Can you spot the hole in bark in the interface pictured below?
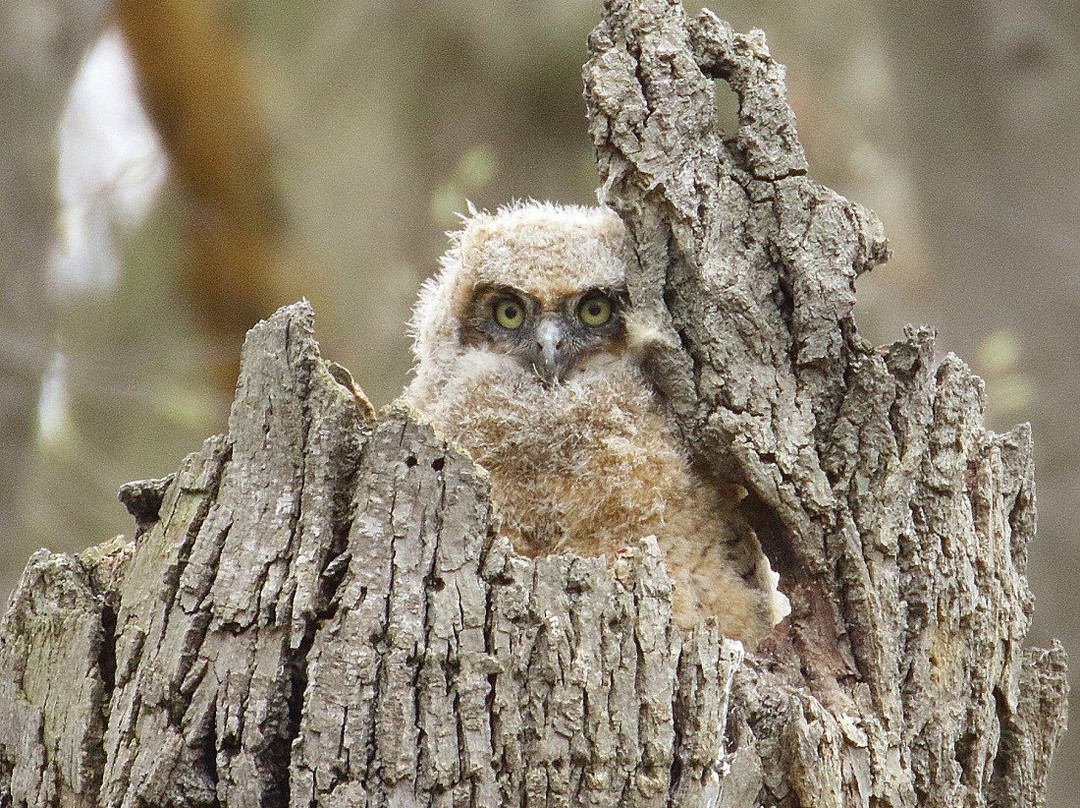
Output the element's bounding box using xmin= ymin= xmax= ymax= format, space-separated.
xmin=405 ymin=455 xmax=418 ymax=467
xmin=738 ymin=491 xmax=798 ymax=579
xmin=564 ymin=577 xmax=590 ymax=595
xmin=431 ymin=457 xmax=445 ymax=471
xmin=954 ymin=727 xmax=980 ymax=787
xmin=218 ymin=718 xmax=241 ymax=753
xmin=713 ymin=79 xmax=741 ymax=136
xmin=426 ymin=573 xmax=446 ymax=591
xmin=486 ymin=570 xmax=515 ymax=587
xmin=99 ymin=603 xmax=117 ymax=693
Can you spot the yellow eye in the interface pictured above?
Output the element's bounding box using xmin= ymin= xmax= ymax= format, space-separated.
xmin=494 ymin=298 xmax=525 ymax=329
xmin=578 ymin=295 xmax=612 ymax=327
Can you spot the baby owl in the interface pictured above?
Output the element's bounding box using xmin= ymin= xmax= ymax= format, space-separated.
xmin=405 ymin=200 xmax=779 ymax=646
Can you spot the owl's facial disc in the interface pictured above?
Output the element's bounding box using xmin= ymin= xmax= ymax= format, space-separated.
xmin=461 ymin=284 xmax=628 ymax=385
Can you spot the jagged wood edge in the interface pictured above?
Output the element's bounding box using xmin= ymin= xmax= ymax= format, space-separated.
xmin=583 ymin=1 xmax=1066 ymax=806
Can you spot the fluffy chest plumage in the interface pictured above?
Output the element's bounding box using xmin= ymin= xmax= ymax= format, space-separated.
xmin=419 ymin=352 xmax=692 ymax=557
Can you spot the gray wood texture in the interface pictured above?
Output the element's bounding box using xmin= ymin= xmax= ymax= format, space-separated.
xmin=0 ymin=1 xmax=1066 ymax=806
xmin=583 ymin=1 xmax=1067 ymax=805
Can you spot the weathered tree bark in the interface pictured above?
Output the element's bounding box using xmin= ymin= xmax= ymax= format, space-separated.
xmin=0 ymin=1 xmax=1066 ymax=807
xmin=582 ymin=2 xmax=1067 ymax=805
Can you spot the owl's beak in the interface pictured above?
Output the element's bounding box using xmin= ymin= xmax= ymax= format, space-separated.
xmin=534 ymin=319 xmax=566 ymax=384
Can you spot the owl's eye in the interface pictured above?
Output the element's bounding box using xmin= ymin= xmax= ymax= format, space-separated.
xmin=493 ymin=298 xmax=525 ymax=329
xmin=578 ymin=294 xmax=612 ymax=327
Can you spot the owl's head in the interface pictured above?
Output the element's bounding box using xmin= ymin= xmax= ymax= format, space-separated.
xmin=409 ymin=201 xmax=646 ymax=390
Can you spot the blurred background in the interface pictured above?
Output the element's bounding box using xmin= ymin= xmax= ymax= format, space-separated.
xmin=1 ymin=0 xmax=1076 ymax=800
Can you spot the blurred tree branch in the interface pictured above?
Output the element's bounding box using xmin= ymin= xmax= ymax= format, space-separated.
xmin=115 ymin=0 xmax=287 ymax=396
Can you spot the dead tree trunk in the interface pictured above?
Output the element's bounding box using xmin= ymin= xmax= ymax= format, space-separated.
xmin=0 ymin=1 xmax=1066 ymax=806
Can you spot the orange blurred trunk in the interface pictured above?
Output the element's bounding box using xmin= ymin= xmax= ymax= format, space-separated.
xmin=115 ymin=0 xmax=284 ymax=395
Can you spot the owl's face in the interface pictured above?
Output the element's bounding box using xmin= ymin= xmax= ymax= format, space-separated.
xmin=408 ymin=201 xmax=651 ymax=400
xmin=458 ymin=282 xmax=629 ymax=384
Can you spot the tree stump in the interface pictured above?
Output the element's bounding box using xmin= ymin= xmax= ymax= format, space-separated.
xmin=0 ymin=1 xmax=1066 ymax=806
